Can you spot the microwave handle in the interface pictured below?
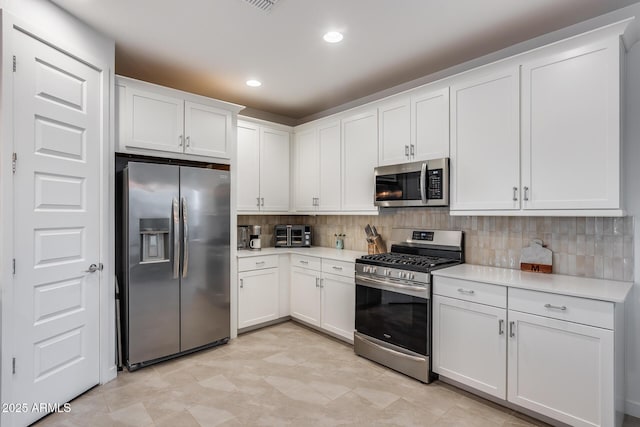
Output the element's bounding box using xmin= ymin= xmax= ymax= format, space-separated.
xmin=420 ymin=162 xmax=428 ymax=204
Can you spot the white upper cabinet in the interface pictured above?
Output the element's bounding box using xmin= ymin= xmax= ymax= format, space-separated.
xmin=117 ymin=76 xmax=240 ymax=161
xmin=293 ymin=120 xmax=341 ymax=212
xmin=237 ymin=119 xmax=290 ymax=213
xmin=450 ymin=65 xmax=521 ymax=211
xmin=521 ymin=37 xmax=621 ymax=211
xmin=341 ymin=109 xmax=378 ymax=211
xmin=378 ymin=97 xmax=411 ymax=165
xmin=411 ymin=86 xmax=450 ymax=161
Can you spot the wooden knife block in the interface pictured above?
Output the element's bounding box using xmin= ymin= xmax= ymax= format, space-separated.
xmin=367 ymin=235 xmax=387 ymax=254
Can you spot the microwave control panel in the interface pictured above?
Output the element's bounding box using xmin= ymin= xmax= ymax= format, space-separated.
xmin=427 ymin=168 xmax=443 ymax=199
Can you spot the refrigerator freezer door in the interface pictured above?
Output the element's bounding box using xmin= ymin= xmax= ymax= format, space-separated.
xmin=179 ymin=167 xmax=231 ymax=351
xmin=125 ymin=162 xmax=181 ymax=365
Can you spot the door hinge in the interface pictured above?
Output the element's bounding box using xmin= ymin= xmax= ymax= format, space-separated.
xmin=12 ymin=258 xmax=15 ymax=275
xmin=12 ymin=55 xmax=16 ymax=72
xmin=12 ymin=357 xmax=16 ymax=374
xmin=12 ymin=152 xmax=17 ymax=173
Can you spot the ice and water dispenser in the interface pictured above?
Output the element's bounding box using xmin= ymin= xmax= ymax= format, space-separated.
xmin=139 ymin=218 xmax=170 ymax=263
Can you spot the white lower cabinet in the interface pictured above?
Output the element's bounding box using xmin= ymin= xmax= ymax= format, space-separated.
xmin=433 ymin=277 xmax=621 ymax=427
xmin=290 ymin=256 xmax=355 ymax=342
xmin=237 ymin=255 xmax=281 ymax=330
xmin=432 ymin=295 xmax=506 ymax=399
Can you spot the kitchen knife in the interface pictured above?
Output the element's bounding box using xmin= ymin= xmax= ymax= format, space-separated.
xmin=371 ymin=225 xmax=379 ymax=237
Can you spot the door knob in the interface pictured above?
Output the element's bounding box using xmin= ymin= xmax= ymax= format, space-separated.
xmin=85 ymin=263 xmax=103 ymax=273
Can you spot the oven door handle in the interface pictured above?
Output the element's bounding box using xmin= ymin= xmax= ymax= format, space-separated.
xmin=420 ymin=162 xmax=428 ymax=204
xmin=356 ymin=274 xmax=429 ymax=297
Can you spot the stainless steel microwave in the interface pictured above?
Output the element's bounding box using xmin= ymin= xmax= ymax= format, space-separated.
xmin=374 ymin=158 xmax=449 ymax=207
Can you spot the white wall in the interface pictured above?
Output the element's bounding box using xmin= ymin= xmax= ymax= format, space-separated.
xmin=624 ymin=37 xmax=640 ymax=418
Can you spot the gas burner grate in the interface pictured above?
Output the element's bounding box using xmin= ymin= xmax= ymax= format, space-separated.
xmin=360 ymin=253 xmax=454 ymax=269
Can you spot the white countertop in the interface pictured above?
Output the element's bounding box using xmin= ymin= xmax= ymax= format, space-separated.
xmin=236 ymin=247 xmax=366 ymax=263
xmin=432 ymin=264 xmax=633 ymax=303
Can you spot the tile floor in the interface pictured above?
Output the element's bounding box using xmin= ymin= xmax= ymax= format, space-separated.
xmin=35 ymin=321 xmax=638 ymax=427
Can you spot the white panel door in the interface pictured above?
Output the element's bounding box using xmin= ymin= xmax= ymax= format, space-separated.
xmin=521 ymin=38 xmax=620 ymax=210
xmin=320 ymin=273 xmax=354 ymax=342
xmin=378 ymin=98 xmax=410 ymax=166
xmin=237 ymin=122 xmax=261 ymax=211
xmin=432 ymin=296 xmax=507 ymax=399
xmin=124 ymin=85 xmax=184 ymax=153
xmin=450 ymin=67 xmax=520 ymax=210
xmin=294 ymin=128 xmax=319 ymax=212
xmin=238 ymin=269 xmax=279 ymax=329
xmin=411 ymin=87 xmax=450 ymax=161
xmin=507 ymin=310 xmax=614 ymax=427
xmin=13 ymin=30 xmax=101 ymax=426
xmin=260 ymin=127 xmax=290 ymax=212
xmin=341 ymin=110 xmax=378 ymax=211
xmin=317 ymin=121 xmax=342 ymax=211
xmin=184 ymin=101 xmax=231 ymax=159
xmin=290 ymin=267 xmax=321 ymax=326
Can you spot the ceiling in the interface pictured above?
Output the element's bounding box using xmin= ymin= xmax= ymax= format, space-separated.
xmin=52 ymin=0 xmax=638 ymax=124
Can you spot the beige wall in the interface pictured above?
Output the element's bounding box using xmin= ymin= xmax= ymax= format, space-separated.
xmin=239 ymin=209 xmax=633 ymax=281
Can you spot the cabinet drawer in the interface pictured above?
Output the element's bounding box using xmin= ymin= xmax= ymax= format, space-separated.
xmin=322 ymin=259 xmax=354 ymax=278
xmin=238 ymin=255 xmax=279 ymax=272
xmin=291 ymin=254 xmax=321 ymax=271
xmin=508 ymin=288 xmax=614 ymax=329
xmin=433 ymin=276 xmax=506 ymax=308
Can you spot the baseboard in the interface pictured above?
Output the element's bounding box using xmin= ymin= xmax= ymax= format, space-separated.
xmin=626 ymin=399 xmax=640 ymax=418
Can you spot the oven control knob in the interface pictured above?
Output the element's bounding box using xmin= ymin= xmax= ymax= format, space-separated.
xmin=385 ymin=269 xmax=391 ymax=276
xmin=371 ymin=267 xmax=377 ymax=274
xmin=409 ymin=273 xmax=415 ymax=280
xmin=399 ymin=272 xmax=405 ymax=279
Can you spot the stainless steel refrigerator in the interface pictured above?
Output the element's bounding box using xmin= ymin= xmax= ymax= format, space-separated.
xmin=121 ymin=161 xmax=230 ymax=370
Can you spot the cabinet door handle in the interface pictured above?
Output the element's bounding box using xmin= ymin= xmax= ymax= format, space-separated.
xmin=261 ymin=197 xmax=264 ymax=207
xmin=498 ymin=319 xmax=505 ymax=335
xmin=320 ymin=278 xmax=324 ymax=288
xmin=315 ymin=277 xmax=319 ymax=288
xmin=509 ymin=321 xmax=516 ymax=338
xmin=179 ymin=134 xmax=183 ymax=147
xmin=185 ymin=136 xmax=191 ymax=148
xmin=240 ymin=278 xmax=244 ymax=289
xmin=512 ymin=187 xmax=518 ymax=201
xmin=457 ymin=288 xmax=475 ymax=295
xmin=410 ymin=144 xmax=415 ymax=156
xmin=405 ymin=145 xmax=409 ymax=157
xmin=256 ymin=197 xmax=260 ymax=207
xmin=544 ymin=303 xmax=567 ymax=311
xmin=524 ymin=186 xmax=530 ymax=201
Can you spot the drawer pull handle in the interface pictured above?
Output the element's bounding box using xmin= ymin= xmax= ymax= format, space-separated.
xmin=509 ymin=321 xmax=516 ymax=338
xmin=332 ymin=266 xmax=343 ymax=271
xmin=544 ymin=303 xmax=567 ymax=311
xmin=300 ymin=260 xmax=309 ymax=265
xmin=255 ymin=261 xmax=265 ymax=265
xmin=498 ymin=319 xmax=505 ymax=335
xmin=457 ymin=288 xmax=475 ymax=295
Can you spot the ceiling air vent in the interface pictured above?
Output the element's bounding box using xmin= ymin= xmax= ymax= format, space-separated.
xmin=242 ymin=0 xmax=279 ymax=13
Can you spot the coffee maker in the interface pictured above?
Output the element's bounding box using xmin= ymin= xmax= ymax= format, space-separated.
xmin=237 ymin=225 xmax=261 ymax=250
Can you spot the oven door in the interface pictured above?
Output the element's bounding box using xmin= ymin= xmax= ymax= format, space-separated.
xmin=355 ymin=276 xmax=429 ymax=356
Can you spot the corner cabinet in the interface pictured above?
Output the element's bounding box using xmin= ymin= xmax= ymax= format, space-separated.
xmin=293 ymin=120 xmax=341 ymax=212
xmin=341 ymin=109 xmax=378 ymax=212
xmin=237 ymin=120 xmax=291 ymax=213
xmin=116 ymin=76 xmax=241 ymax=161
xmin=449 ymin=24 xmax=626 ymax=216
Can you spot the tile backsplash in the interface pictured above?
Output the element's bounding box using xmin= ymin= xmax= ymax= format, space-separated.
xmin=239 ymin=208 xmax=634 ymax=281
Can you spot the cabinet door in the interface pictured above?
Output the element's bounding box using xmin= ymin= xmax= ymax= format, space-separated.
xmin=290 ymin=267 xmax=321 ymax=326
xmin=521 ymin=38 xmax=620 ymax=210
xmin=184 ymin=101 xmax=231 ymax=159
xmin=124 ymin=86 xmax=184 ymax=153
xmin=341 ymin=110 xmax=378 ymax=211
xmin=507 ymin=310 xmax=614 ymax=427
xmin=320 ymin=273 xmax=354 ymax=342
xmin=432 ymin=295 xmax=507 ymax=399
xmin=411 ymin=87 xmax=449 ymax=161
xmin=294 ymin=128 xmax=319 ymax=212
xmin=450 ymin=67 xmax=520 ymax=210
xmin=237 ymin=122 xmax=261 ymax=211
xmin=378 ymin=98 xmax=411 ymax=166
xmin=317 ymin=121 xmax=342 ymax=211
xmin=238 ymin=269 xmax=279 ymax=329
xmin=260 ymin=127 xmax=290 ymax=212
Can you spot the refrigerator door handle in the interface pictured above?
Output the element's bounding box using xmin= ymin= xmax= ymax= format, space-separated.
xmin=182 ymin=197 xmax=189 ymax=278
xmin=172 ymin=198 xmax=180 ymax=279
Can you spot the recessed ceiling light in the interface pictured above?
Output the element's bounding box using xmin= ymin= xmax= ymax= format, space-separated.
xmin=246 ymin=79 xmax=262 ymax=87
xmin=323 ymin=31 xmax=343 ymax=43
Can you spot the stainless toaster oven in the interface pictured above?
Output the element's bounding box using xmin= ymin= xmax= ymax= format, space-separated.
xmin=274 ymin=225 xmax=311 ymax=247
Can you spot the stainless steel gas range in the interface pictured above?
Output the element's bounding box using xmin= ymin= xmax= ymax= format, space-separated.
xmin=354 ymin=229 xmax=464 ymax=383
